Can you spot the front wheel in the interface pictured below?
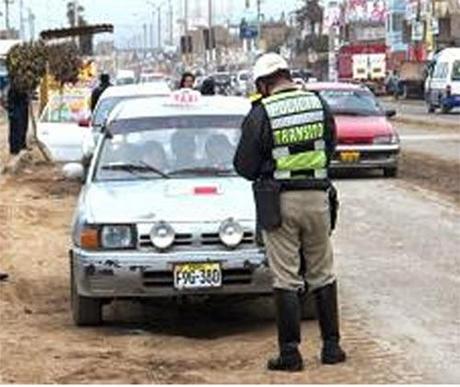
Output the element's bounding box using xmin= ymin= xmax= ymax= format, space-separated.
xmin=441 ymin=104 xmax=452 ymax=114
xmin=71 ymin=265 xmax=103 ymax=326
xmin=383 ymin=167 xmax=398 ymax=178
xmin=427 ymin=104 xmax=435 ymax=113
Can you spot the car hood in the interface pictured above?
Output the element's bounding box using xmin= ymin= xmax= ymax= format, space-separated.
xmin=334 ymin=115 xmax=393 ymax=144
xmin=83 ymin=177 xmax=255 ymax=224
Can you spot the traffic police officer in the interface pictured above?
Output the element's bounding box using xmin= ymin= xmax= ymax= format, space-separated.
xmin=234 ymin=53 xmax=346 ymax=371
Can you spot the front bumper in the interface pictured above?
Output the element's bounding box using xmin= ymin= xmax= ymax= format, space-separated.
xmin=71 ymin=247 xmax=272 ymax=298
xmin=331 ymin=143 xmax=400 ymax=170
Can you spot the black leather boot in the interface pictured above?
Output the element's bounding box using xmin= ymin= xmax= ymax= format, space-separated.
xmin=314 ymin=281 xmax=347 ymax=365
xmin=267 ymin=289 xmax=304 ymax=372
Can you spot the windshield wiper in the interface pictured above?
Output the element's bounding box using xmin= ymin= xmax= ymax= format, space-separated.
xmin=169 ymin=167 xmax=234 ymax=176
xmin=101 ymin=162 xmax=170 ymax=178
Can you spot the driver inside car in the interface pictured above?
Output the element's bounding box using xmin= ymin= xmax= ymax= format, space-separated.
xmin=205 ymin=134 xmax=235 ymax=168
xmin=171 ymin=131 xmax=199 ymax=170
xmin=141 ymin=140 xmax=168 ymax=171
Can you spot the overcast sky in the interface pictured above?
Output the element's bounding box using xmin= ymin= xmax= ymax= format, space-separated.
xmin=4 ymin=0 xmax=303 ymax=46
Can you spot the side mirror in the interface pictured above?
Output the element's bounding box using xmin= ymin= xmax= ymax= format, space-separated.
xmin=62 ymin=163 xmax=84 ymax=181
xmin=78 ymin=117 xmax=91 ymax=127
xmin=385 ymin=109 xmax=396 ymax=118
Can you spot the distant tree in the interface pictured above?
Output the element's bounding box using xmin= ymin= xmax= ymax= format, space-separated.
xmin=296 ymin=0 xmax=324 ymax=36
xmin=66 ymin=2 xmax=85 ymax=28
xmin=47 ymin=42 xmax=82 ymax=89
xmin=6 ymin=41 xmax=48 ymax=94
xmin=46 ymin=42 xmax=82 ymax=121
xmin=66 ymin=2 xmax=93 ymax=56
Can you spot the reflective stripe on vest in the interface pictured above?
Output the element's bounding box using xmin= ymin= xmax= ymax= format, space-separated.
xmin=262 ymin=90 xmax=328 ymax=181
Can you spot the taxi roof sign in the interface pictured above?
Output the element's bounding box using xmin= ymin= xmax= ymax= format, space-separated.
xmin=167 ymin=89 xmax=202 ymax=107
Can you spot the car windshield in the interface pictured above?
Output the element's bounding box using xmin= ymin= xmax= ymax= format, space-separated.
xmin=92 ymin=97 xmax=124 ymax=127
xmin=41 ymin=94 xmax=90 ymax=123
xmin=452 ymin=60 xmax=460 ymax=81
xmin=319 ymin=89 xmax=383 ymax=116
xmin=214 ymin=73 xmax=230 ymax=83
xmin=116 ymin=78 xmax=135 ymax=86
xmin=95 ymin=116 xmax=243 ymax=181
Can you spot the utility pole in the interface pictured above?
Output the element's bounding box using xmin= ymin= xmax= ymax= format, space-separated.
xmin=150 ymin=23 xmax=154 ymax=50
xmin=169 ymin=0 xmax=173 ymax=46
xmin=74 ymin=0 xmax=79 ymax=27
xmin=257 ymin=0 xmax=262 ymax=50
xmin=27 ymin=7 xmax=35 ymax=41
xmin=4 ymin=0 xmax=13 ymax=31
xmin=157 ymin=6 xmax=162 ymax=50
xmin=184 ymin=0 xmax=189 ymax=65
xmin=19 ymin=0 xmax=25 ymax=39
xmin=207 ymin=0 xmax=213 ymax=68
xmin=184 ymin=0 xmax=188 ymax=37
xmin=143 ymin=23 xmax=147 ymax=53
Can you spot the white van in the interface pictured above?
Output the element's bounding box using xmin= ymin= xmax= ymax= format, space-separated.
xmin=425 ymin=47 xmax=460 ymax=113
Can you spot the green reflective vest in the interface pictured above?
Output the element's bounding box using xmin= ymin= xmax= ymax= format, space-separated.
xmin=262 ymin=89 xmax=328 ymax=181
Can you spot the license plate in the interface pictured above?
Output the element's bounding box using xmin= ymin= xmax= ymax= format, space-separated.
xmin=340 ymin=151 xmax=360 ymax=163
xmin=174 ymin=262 xmax=222 ymax=290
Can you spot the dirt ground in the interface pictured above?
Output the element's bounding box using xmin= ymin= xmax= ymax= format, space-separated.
xmin=0 ymin=118 xmax=458 ymax=383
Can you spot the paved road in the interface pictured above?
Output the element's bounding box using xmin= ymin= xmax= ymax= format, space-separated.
xmin=379 ymin=98 xmax=460 ymax=128
xmin=396 ymin=123 xmax=460 ymax=162
xmin=334 ymin=177 xmax=460 ymax=383
xmin=1 ymin=162 xmax=459 ymax=383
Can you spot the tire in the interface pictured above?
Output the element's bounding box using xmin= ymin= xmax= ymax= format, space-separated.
xmin=300 ymin=293 xmax=317 ymax=320
xmin=441 ymin=104 xmax=451 ymax=114
xmin=70 ymin=264 xmax=103 ymax=326
xmin=427 ymin=104 xmax=435 ymax=113
xmin=383 ymin=167 xmax=398 ymax=178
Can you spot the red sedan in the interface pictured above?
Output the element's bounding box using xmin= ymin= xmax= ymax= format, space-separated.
xmin=305 ymin=82 xmax=400 ymax=177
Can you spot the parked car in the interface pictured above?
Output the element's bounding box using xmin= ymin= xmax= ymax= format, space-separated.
xmin=305 ymin=82 xmax=400 ymax=177
xmin=234 ymin=70 xmax=251 ymax=96
xmin=37 ymin=90 xmax=91 ymax=162
xmin=425 ymin=47 xmax=460 ymax=113
xmin=65 ymin=90 xmax=314 ymax=326
xmin=139 ymin=72 xmax=167 ymax=85
xmin=81 ymin=82 xmax=171 ymax=163
xmin=115 ymin=69 xmax=136 ymax=86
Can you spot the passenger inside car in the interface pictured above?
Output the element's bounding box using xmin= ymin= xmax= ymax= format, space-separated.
xmin=171 ymin=131 xmax=198 ymax=169
xmin=141 ymin=140 xmax=168 ymax=170
xmin=205 ymin=134 xmax=235 ymax=168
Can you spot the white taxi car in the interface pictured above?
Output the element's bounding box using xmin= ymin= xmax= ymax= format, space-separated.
xmin=81 ymin=83 xmax=171 ymax=163
xmin=37 ymin=91 xmax=91 ymax=162
xmin=68 ymin=90 xmax=313 ymax=326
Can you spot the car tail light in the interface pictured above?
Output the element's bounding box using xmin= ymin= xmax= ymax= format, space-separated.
xmin=446 ymin=85 xmax=452 ymax=97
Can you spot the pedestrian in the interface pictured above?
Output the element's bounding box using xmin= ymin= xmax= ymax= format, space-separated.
xmin=90 ymin=73 xmax=112 ymax=112
xmin=233 ymin=53 xmax=346 ymax=372
xmin=7 ymin=83 xmax=29 ymax=155
xmin=200 ymin=77 xmax=216 ymax=95
xmin=179 ymin=72 xmax=195 ymax=89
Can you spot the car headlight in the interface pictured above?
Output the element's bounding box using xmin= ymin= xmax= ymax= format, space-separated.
xmin=219 ymin=219 xmax=244 ymax=248
xmin=101 ymin=225 xmax=135 ymax=249
xmin=150 ymin=221 xmax=175 ymax=250
xmin=373 ymin=134 xmax=398 ymax=144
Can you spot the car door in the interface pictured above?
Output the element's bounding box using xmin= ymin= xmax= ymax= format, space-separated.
xmin=37 ymin=95 xmax=90 ymax=162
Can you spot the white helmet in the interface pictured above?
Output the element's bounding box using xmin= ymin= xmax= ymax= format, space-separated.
xmin=253 ymin=53 xmax=289 ymax=82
